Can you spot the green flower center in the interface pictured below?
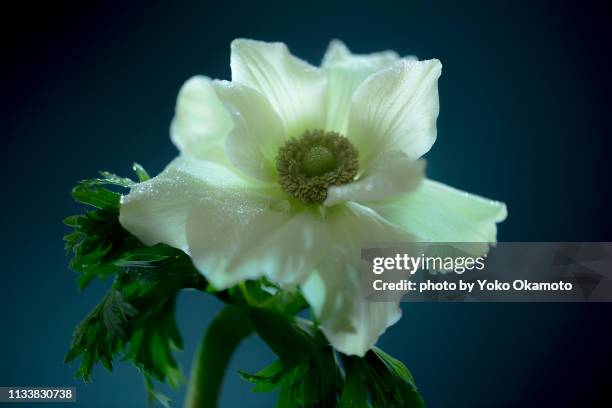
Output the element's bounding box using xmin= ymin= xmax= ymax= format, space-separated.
xmin=302 ymin=146 xmax=336 ymax=177
xmin=276 ymin=129 xmax=359 ymax=204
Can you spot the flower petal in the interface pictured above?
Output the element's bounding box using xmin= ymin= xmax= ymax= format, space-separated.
xmin=213 ymin=80 xmax=284 ymax=181
xmin=119 ymin=156 xmax=250 ymax=252
xmin=313 ymin=279 xmax=402 ymax=357
xmin=170 ymin=76 xmax=233 ymax=161
xmin=348 ymin=59 xmax=442 ymax=165
xmin=230 ymin=39 xmax=327 ymax=137
xmin=324 ymin=151 xmax=425 ymax=207
xmin=322 ymin=39 xmax=403 ymax=69
xmin=372 ymin=179 xmax=507 ymax=244
xmin=301 ymin=203 xmax=410 ymax=356
xmin=322 ymin=40 xmax=410 ymax=134
xmin=186 ymin=202 xmax=329 ymax=290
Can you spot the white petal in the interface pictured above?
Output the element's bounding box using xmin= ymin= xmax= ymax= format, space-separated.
xmin=213 ymin=80 xmax=284 ymax=181
xmin=119 ymin=156 xmax=249 ymax=252
xmin=348 ymin=59 xmax=442 ymax=165
xmin=322 ymin=39 xmax=403 ymax=69
xmin=170 ymin=76 xmax=233 ymax=161
xmin=230 ymin=39 xmax=327 ymax=137
xmin=372 ymin=179 xmax=508 ymax=245
xmin=301 ymin=203 xmax=410 ymax=356
xmin=324 ymin=151 xmax=425 ymax=207
xmin=322 ymin=40 xmax=407 ymax=134
xmin=320 ymin=289 xmax=402 ymax=357
xmin=186 ymin=200 xmax=329 ymax=290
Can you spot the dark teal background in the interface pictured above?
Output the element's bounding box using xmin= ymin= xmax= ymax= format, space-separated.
xmin=2 ymin=0 xmax=611 ymax=407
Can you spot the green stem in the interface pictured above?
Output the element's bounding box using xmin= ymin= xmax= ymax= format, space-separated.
xmin=185 ymin=305 xmax=253 ymax=408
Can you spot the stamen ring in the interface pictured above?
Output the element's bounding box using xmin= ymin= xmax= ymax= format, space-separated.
xmin=276 ymin=129 xmax=359 ymax=204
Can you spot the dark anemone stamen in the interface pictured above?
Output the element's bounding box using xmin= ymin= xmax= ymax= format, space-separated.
xmin=276 ymin=129 xmax=359 ymax=204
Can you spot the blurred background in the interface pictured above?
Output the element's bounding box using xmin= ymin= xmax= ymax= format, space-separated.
xmin=2 ymin=0 xmax=611 ymax=406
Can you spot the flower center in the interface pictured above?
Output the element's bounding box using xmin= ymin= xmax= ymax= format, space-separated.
xmin=276 ymin=129 xmax=359 ymax=204
xmin=302 ymin=146 xmax=336 ymax=177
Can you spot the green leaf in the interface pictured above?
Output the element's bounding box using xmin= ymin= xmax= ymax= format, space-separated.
xmin=72 ymin=182 xmax=120 ymax=209
xmin=97 ymin=171 xmax=135 ymax=188
xmin=125 ymin=297 xmax=184 ymax=388
xmin=65 ymin=261 xmax=199 ymax=394
xmin=64 ymin=170 xmax=203 ymax=292
xmin=371 ymin=347 xmax=415 ymax=384
xmin=65 ymin=173 xmax=141 ymax=288
xmin=69 ymin=165 xmax=145 ymax=209
xmin=102 ymin=290 xmax=138 ymax=340
xmin=133 ymin=162 xmax=150 ymax=182
xmin=338 ymin=357 xmax=369 ymax=408
xmin=143 ymin=371 xmax=172 ymax=408
xmin=65 ymin=168 xmax=207 ymax=405
xmin=65 ymin=289 xmax=129 ymax=380
xmin=241 ymin=348 xmax=342 ymax=408
xmin=301 ymin=348 xmax=342 ymax=407
xmin=238 ymin=360 xmax=285 ymax=393
xmin=249 ymin=307 xmax=321 ymax=365
xmin=341 ymin=348 xmax=424 ymax=408
xmin=243 ymin=308 xmax=343 ymax=407
xmin=64 ymin=207 xmax=141 ymax=289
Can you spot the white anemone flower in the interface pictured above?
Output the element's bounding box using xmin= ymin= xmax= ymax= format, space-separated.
xmin=119 ymin=39 xmax=507 ymax=356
